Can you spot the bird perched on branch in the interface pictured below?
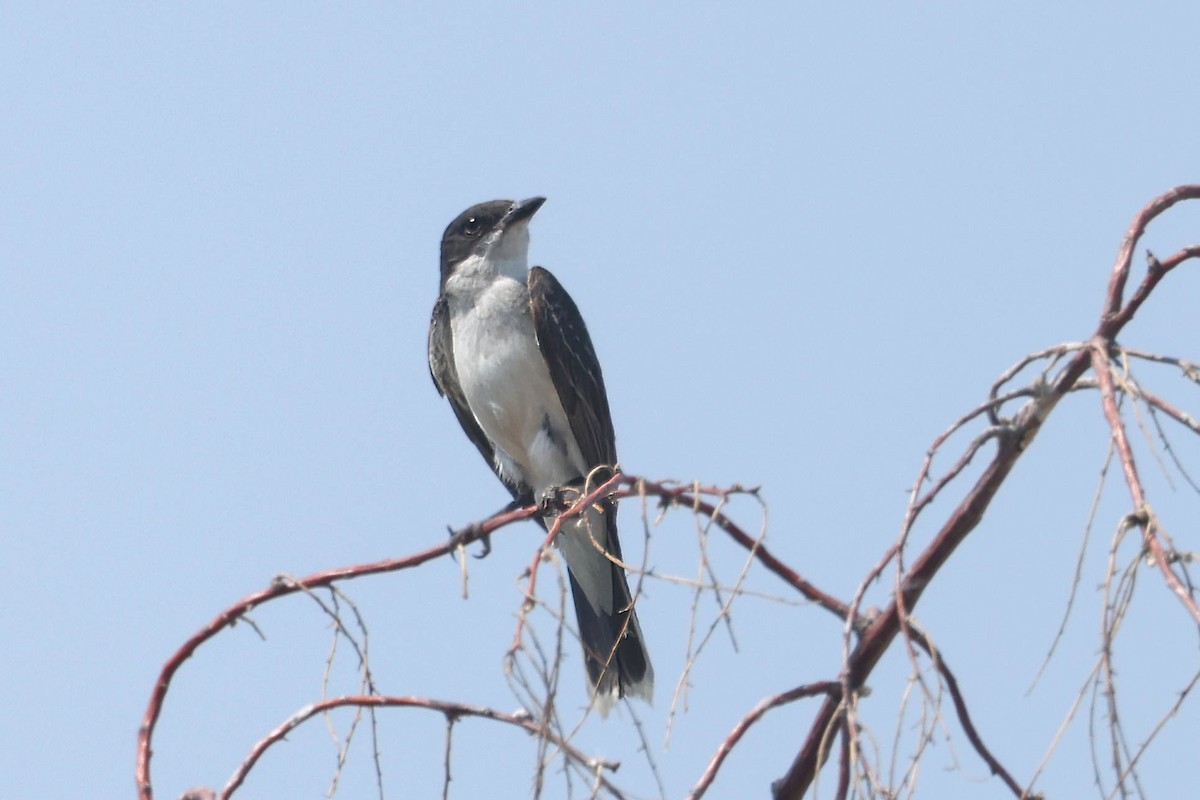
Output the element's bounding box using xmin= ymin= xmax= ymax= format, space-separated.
xmin=428 ymin=197 xmax=653 ymax=714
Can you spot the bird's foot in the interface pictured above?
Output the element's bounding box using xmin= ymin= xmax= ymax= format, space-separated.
xmin=447 ymin=522 xmax=492 ymax=559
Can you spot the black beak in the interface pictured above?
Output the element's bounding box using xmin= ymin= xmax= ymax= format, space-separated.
xmin=499 ymin=196 xmax=546 ymax=228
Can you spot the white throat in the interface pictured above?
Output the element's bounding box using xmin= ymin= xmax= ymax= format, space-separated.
xmin=483 ymin=221 xmax=531 ymax=279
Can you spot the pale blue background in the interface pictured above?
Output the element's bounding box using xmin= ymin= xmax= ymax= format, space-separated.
xmin=3 ymin=4 xmax=1199 ymax=798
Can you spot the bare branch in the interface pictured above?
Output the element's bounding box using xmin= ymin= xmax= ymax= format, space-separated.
xmin=1091 ymin=345 xmax=1200 ymax=623
xmin=218 ymin=695 xmax=626 ymax=800
xmin=774 ymin=184 xmax=1200 ymax=798
xmin=137 ymin=524 xmax=511 ymax=800
xmin=686 ymin=682 xmax=840 ymax=799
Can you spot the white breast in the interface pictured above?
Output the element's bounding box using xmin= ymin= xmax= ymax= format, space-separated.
xmin=446 ymin=266 xmax=586 ymax=493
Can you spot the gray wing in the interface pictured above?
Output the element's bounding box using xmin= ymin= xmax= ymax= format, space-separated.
xmin=428 ymin=295 xmax=529 ymax=502
xmin=528 ymin=267 xmax=652 ymax=706
xmin=527 ymin=266 xmax=617 ymax=470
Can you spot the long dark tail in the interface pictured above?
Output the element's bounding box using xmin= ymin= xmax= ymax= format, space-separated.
xmin=562 ymin=501 xmax=653 ymax=715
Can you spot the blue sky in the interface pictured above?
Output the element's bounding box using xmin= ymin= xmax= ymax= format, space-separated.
xmin=3 ymin=4 xmax=1199 ymax=798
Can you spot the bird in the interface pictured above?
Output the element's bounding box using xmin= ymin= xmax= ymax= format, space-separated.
xmin=428 ymin=196 xmax=652 ymax=714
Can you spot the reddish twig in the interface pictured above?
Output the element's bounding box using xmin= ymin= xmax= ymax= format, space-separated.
xmin=626 ymin=478 xmax=852 ymax=622
xmin=687 ymin=682 xmax=840 ymax=799
xmin=508 ymin=471 xmax=622 ymax=661
xmin=1101 ymin=186 xmax=1200 ymax=323
xmin=217 ymin=695 xmax=623 ymax=799
xmin=907 ymin=630 xmax=1024 ymax=797
xmin=1091 ymin=346 xmax=1200 ymax=623
xmin=141 ymin=473 xmax=774 ymax=799
xmin=773 ymin=185 xmax=1200 ymax=799
xmin=136 ymin=509 xmax=525 ymax=800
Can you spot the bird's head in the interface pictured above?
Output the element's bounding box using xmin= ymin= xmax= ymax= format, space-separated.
xmin=439 ymin=196 xmax=546 ymax=285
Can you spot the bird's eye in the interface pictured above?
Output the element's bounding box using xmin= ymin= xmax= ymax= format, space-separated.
xmin=464 ymin=217 xmax=481 ymax=236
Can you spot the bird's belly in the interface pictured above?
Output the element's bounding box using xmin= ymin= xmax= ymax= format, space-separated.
xmin=452 ymin=299 xmax=582 ymax=490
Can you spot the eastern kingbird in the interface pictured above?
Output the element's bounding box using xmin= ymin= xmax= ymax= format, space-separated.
xmin=428 ymin=197 xmax=652 ymax=714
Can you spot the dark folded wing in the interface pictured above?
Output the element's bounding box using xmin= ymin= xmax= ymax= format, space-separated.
xmin=529 ymin=267 xmax=651 ymax=704
xmin=526 ymin=266 xmax=617 ymax=470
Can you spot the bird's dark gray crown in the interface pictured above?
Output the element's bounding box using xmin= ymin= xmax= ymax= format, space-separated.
xmin=439 ymin=199 xmax=514 ymax=283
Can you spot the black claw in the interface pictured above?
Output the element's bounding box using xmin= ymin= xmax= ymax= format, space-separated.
xmin=446 ymin=524 xmax=464 ymax=563
xmin=447 ymin=520 xmax=495 ymax=560
xmin=473 ymin=534 xmax=492 ymax=559
xmin=447 ymin=494 xmax=536 ymax=561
